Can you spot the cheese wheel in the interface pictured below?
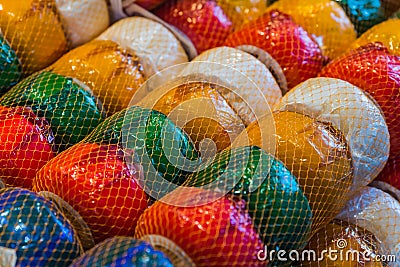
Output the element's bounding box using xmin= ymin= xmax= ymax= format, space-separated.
xmin=351 ymin=18 xmax=400 ymax=56
xmin=97 ymin=17 xmax=188 ymax=74
xmin=240 ymin=111 xmax=353 ymax=234
xmin=69 ymin=237 xmax=174 ymax=266
xmin=276 ymin=77 xmax=389 ymax=194
xmin=180 ymin=46 xmax=282 ymax=108
xmin=0 ymin=0 xmax=67 ymax=74
xmin=336 ymin=186 xmax=400 ymax=261
xmin=55 ymin=0 xmax=110 ymax=47
xmin=0 ymin=188 xmax=82 ymax=266
xmin=267 ymin=0 xmax=356 ymax=59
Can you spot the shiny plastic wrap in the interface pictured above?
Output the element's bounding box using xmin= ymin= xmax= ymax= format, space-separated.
xmin=225 ymin=9 xmax=327 ymax=89
xmin=301 ymin=219 xmax=389 ymax=266
xmin=143 ymin=80 xmax=250 ymax=153
xmin=135 ymin=62 xmax=275 ymax=157
xmin=266 ymin=0 xmax=356 ymax=60
xmin=0 ymin=106 xmax=54 ymax=189
xmin=180 ymin=46 xmax=284 ymax=108
xmin=0 ymin=0 xmax=67 ymax=74
xmin=70 ymin=236 xmax=174 ymax=267
xmin=38 ymin=191 xmax=95 ymax=251
xmin=33 ymin=142 xmax=149 ymax=244
xmin=153 ymin=0 xmax=234 ymax=53
xmin=33 ymin=105 xmax=199 ymax=242
xmin=216 ymin=0 xmax=267 ymax=28
xmin=0 ymin=0 xmax=109 ymax=75
xmin=237 ymin=111 xmax=353 ymax=234
xmin=48 ymin=40 xmax=146 ymax=115
xmin=351 ymin=18 xmax=400 ymax=56
xmin=376 ymin=154 xmax=400 ymax=191
xmin=0 ymin=188 xmax=83 ymax=267
xmin=0 ymin=33 xmax=22 ymax=94
xmin=336 ymin=186 xmax=400 ymax=261
xmin=371 ymin=180 xmax=400 ymax=203
xmin=319 ymin=42 xmax=400 ymax=158
xmin=54 ymin=0 xmax=109 ymax=48
xmin=81 ymin=105 xmax=199 ymax=187
xmin=0 ymin=71 xmax=105 ymax=152
xmin=183 ymin=146 xmax=312 ymax=266
xmin=275 ymin=77 xmax=390 ymax=194
xmin=333 ymin=0 xmax=400 ymax=35
xmin=97 ymin=17 xmax=188 ymax=74
xmin=135 ymin=187 xmax=266 ymax=267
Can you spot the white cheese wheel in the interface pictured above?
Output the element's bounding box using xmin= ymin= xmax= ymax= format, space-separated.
xmin=97 ymin=16 xmax=188 ymax=75
xmin=336 ymin=186 xmax=400 ymax=261
xmin=275 ymin=77 xmax=390 ymax=193
xmin=55 ymin=0 xmax=110 ymax=47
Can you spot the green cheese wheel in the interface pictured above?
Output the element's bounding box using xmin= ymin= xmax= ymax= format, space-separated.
xmin=184 ymin=146 xmax=312 ymax=261
xmin=0 ymin=71 xmax=105 ymax=152
xmin=0 ymin=33 xmax=21 ymax=94
xmin=83 ymin=105 xmax=200 ymax=198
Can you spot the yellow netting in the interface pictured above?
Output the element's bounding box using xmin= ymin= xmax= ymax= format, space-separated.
xmin=0 ymin=187 xmax=83 ymax=266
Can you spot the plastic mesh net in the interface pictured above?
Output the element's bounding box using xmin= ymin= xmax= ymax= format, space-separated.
xmin=153 ymin=0 xmax=234 ymax=53
xmin=265 ymin=0 xmax=357 ymax=60
xmin=319 ymin=42 xmax=400 ymax=158
xmin=331 ymin=0 xmax=400 ymax=36
xmin=69 ymin=236 xmax=175 ymax=266
xmin=0 ymin=0 xmax=109 ymax=76
xmin=300 ymin=219 xmax=390 ymax=266
xmin=0 ymin=187 xmax=83 ymax=267
xmin=1 ymin=1 xmax=400 ymax=266
xmin=224 ymin=9 xmax=327 ymax=89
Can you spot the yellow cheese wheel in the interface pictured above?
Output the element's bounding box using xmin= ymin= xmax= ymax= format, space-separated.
xmin=0 ymin=0 xmax=68 ymax=74
xmin=267 ymin=0 xmax=356 ymax=59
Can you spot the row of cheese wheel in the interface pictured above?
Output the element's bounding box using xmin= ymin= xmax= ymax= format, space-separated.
xmin=0 ymin=28 xmax=399 ymax=265
xmin=3 ymin=0 xmax=400 ymax=93
xmin=0 ymin=106 xmax=399 ymax=266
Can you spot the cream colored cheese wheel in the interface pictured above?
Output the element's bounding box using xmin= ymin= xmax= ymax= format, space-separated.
xmin=275 ymin=77 xmax=390 ymax=194
xmin=180 ymin=47 xmax=282 ymax=120
xmin=336 ymin=186 xmax=400 ymax=260
xmin=55 ymin=0 xmax=109 ymax=48
xmin=97 ymin=17 xmax=189 ymax=74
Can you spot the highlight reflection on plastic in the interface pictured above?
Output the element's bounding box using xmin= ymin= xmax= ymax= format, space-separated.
xmin=0 ymin=188 xmax=82 ymax=267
